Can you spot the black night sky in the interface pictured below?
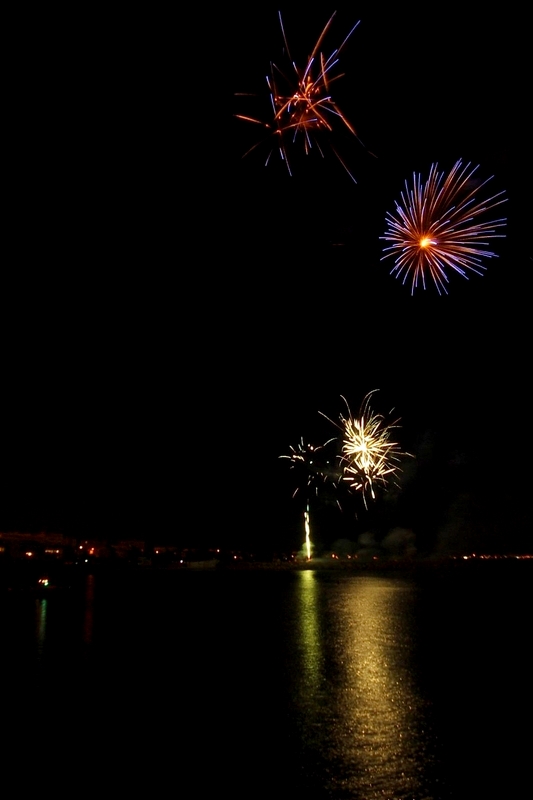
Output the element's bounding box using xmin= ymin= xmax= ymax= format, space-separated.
xmin=3 ymin=8 xmax=530 ymax=554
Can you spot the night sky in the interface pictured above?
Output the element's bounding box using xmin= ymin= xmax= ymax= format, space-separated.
xmin=3 ymin=8 xmax=530 ymax=553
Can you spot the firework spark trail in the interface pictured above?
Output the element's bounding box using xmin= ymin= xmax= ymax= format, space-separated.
xmin=320 ymin=391 xmax=409 ymax=510
xmin=380 ymin=160 xmax=507 ymax=295
xmin=235 ymin=11 xmax=366 ymax=182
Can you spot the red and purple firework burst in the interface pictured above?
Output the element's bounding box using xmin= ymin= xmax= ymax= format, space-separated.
xmin=380 ymin=160 xmax=507 ymax=295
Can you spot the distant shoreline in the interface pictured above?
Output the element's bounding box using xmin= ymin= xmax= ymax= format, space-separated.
xmin=154 ymin=555 xmax=533 ymax=578
xmin=1 ymin=554 xmax=531 ymax=592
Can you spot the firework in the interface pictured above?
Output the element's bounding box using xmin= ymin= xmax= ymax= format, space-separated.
xmin=320 ymin=391 xmax=409 ymax=509
xmin=279 ymin=437 xmax=336 ymax=499
xmin=235 ymin=11 xmax=365 ymax=183
xmin=380 ymin=160 xmax=507 ymax=295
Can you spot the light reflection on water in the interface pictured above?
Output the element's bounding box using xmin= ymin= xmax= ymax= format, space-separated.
xmin=292 ymin=571 xmax=438 ymax=799
xmin=296 ymin=570 xmax=322 ymax=697
xmin=35 ymin=597 xmax=47 ymax=659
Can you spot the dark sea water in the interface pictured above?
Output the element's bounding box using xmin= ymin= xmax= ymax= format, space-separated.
xmin=2 ymin=561 xmax=531 ymax=797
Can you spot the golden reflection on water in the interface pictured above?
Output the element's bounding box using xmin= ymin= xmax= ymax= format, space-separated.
xmin=295 ymin=572 xmax=435 ymax=799
xmin=35 ymin=598 xmax=47 ymax=659
xmin=296 ymin=570 xmax=323 ymax=697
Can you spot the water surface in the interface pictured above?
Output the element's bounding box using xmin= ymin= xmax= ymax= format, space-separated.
xmin=1 ymin=562 xmax=531 ymax=797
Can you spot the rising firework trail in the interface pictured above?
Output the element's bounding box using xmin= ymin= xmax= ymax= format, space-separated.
xmin=235 ymin=11 xmax=369 ymax=183
xmin=304 ymin=501 xmax=311 ymax=560
xmin=320 ymin=391 xmax=410 ymax=510
xmin=380 ymin=159 xmax=507 ymax=295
